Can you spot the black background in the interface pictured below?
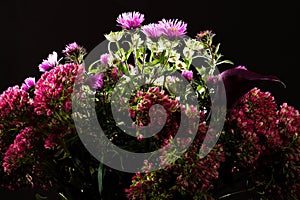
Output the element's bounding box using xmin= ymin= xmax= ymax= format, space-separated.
xmin=0 ymin=0 xmax=299 ymax=199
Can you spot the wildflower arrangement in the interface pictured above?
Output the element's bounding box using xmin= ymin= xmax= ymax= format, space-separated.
xmin=0 ymin=11 xmax=299 ymax=200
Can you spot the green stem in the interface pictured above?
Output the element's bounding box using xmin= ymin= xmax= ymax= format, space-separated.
xmin=218 ymin=186 xmax=256 ymax=199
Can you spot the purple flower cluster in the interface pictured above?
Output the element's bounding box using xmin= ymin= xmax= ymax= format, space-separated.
xmin=34 ymin=63 xmax=84 ymax=116
xmin=141 ymin=19 xmax=187 ymax=39
xmin=116 ymin=11 xmax=187 ymax=39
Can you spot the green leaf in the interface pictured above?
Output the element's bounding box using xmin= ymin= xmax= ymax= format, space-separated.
xmin=214 ymin=43 xmax=220 ymax=54
xmin=98 ymin=163 xmax=104 ymax=196
xmin=217 ymin=60 xmax=234 ymax=65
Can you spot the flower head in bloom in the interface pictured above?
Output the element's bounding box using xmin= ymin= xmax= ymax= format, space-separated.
xmin=21 ymin=77 xmax=35 ymax=91
xmin=116 ymin=11 xmax=145 ymax=29
xmin=100 ymin=53 xmax=111 ymax=65
xmin=62 ymin=42 xmax=80 ymax=54
xmin=181 ymin=70 xmax=193 ymax=80
xmin=2 ymin=127 xmax=35 ymax=175
xmin=196 ymin=30 xmax=213 ymax=41
xmin=0 ymin=86 xmax=33 ymax=130
xmin=141 ymin=23 xmax=163 ymax=39
xmin=87 ymin=73 xmax=103 ymax=89
xmin=34 ymin=63 xmax=84 ymax=116
xmin=38 ymin=51 xmax=58 ymax=72
xmin=62 ymin=42 xmax=86 ymax=64
xmin=159 ymin=19 xmax=187 ymax=38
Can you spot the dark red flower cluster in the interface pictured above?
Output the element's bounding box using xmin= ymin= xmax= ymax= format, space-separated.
xmin=34 ymin=63 xmax=84 ymax=117
xmin=126 ymin=108 xmax=225 ymax=199
xmin=128 ymin=86 xmax=180 ymax=141
xmin=222 ymin=87 xmax=300 ymax=199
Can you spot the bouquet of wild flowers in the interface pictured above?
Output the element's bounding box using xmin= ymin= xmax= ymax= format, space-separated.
xmin=0 ymin=11 xmax=299 ymax=200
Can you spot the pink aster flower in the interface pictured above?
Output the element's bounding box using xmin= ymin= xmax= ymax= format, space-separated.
xmin=100 ymin=53 xmax=110 ymax=65
xmin=87 ymin=73 xmax=104 ymax=89
xmin=116 ymin=11 xmax=145 ymax=29
xmin=38 ymin=51 xmax=58 ymax=72
xmin=181 ymin=70 xmax=193 ymax=80
xmin=159 ymin=19 xmax=187 ymax=38
xmin=141 ymin=23 xmax=163 ymax=39
xmin=21 ymin=77 xmax=35 ymax=91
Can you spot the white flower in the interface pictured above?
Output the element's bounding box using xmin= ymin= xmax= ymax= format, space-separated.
xmin=157 ymin=37 xmax=179 ymax=52
xmin=184 ymin=38 xmax=203 ymax=51
xmin=146 ymin=38 xmax=157 ymax=51
xmin=132 ymin=33 xmax=144 ymax=48
xmin=105 ymin=31 xmax=124 ymax=42
xmin=175 ymin=60 xmax=187 ymax=70
xmin=167 ymin=50 xmax=180 ymax=63
xmin=183 ymin=47 xmax=194 ymax=58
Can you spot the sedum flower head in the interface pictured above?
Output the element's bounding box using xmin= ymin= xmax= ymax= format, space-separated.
xmin=2 ymin=127 xmax=36 ymax=175
xmin=116 ymin=11 xmax=145 ymax=29
xmin=0 ymin=86 xmax=33 ymax=130
xmin=34 ymin=63 xmax=84 ymax=117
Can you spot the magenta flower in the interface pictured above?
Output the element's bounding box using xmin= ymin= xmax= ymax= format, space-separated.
xmin=2 ymin=127 xmax=35 ymax=175
xmin=141 ymin=23 xmax=163 ymax=39
xmin=21 ymin=77 xmax=35 ymax=91
xmin=181 ymin=70 xmax=193 ymax=80
xmin=100 ymin=53 xmax=110 ymax=65
xmin=116 ymin=11 xmax=145 ymax=29
xmin=34 ymin=63 xmax=84 ymax=116
xmin=159 ymin=19 xmax=187 ymax=38
xmin=111 ymin=67 xmax=123 ymax=81
xmin=62 ymin=42 xmax=81 ymax=54
xmin=0 ymin=86 xmax=33 ymax=129
xmin=87 ymin=73 xmax=103 ymax=89
xmin=38 ymin=51 xmax=58 ymax=72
